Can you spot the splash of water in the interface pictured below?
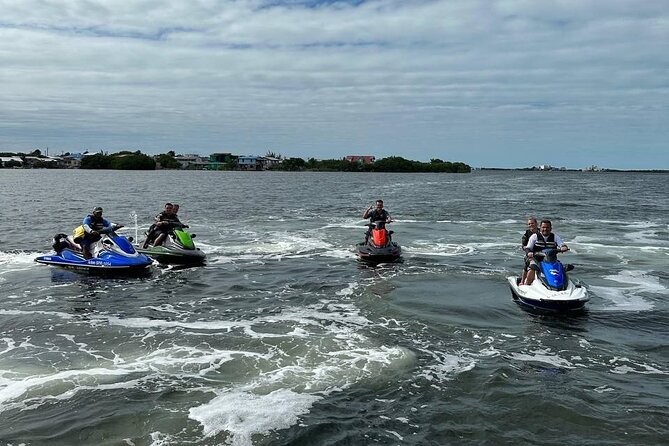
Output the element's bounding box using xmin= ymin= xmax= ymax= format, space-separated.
xmin=129 ymin=211 xmax=138 ymax=242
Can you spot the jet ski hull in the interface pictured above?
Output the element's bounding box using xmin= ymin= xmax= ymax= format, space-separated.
xmin=356 ymin=242 xmax=402 ymax=264
xmin=35 ymin=249 xmax=152 ymax=275
xmin=507 ymin=276 xmax=589 ymax=312
xmin=136 ymin=246 xmax=206 ymax=265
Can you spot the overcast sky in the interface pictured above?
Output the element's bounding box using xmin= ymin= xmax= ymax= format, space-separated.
xmin=1 ymin=0 xmax=667 ymax=168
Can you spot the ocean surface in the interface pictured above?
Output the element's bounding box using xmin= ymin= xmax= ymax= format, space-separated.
xmin=0 ymin=169 xmax=667 ymax=446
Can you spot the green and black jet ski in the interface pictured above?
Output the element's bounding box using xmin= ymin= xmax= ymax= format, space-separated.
xmin=136 ymin=223 xmax=206 ymax=265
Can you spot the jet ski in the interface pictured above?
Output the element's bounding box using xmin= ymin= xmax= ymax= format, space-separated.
xmin=507 ymin=248 xmax=589 ymax=312
xmin=356 ymin=220 xmax=402 ymax=263
xmin=136 ymin=222 xmax=206 ymax=265
xmin=35 ymin=225 xmax=153 ymax=274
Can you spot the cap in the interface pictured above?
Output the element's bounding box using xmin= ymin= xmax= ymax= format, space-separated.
xmin=93 ymin=206 xmax=103 ymax=214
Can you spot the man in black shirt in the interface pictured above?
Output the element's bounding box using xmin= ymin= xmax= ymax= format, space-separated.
xmin=362 ymin=199 xmax=392 ymax=243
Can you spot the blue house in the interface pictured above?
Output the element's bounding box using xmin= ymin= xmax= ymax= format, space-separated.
xmin=237 ymin=155 xmax=262 ymax=171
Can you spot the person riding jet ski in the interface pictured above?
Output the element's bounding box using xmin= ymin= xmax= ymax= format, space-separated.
xmin=137 ymin=203 xmax=205 ymax=265
xmin=362 ymin=199 xmax=392 ymax=243
xmin=356 ymin=199 xmax=401 ymax=263
xmin=524 ymin=219 xmax=569 ymax=285
xmin=37 ymin=209 xmax=152 ymax=273
xmin=81 ymin=206 xmax=116 ymax=259
xmin=142 ymin=202 xmax=182 ymax=248
xmin=507 ymin=219 xmax=587 ymax=312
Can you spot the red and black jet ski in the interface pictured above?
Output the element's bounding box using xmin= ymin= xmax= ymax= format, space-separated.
xmin=355 ymin=220 xmax=402 ymax=263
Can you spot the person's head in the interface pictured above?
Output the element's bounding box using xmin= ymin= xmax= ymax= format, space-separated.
xmin=527 ymin=216 xmax=538 ymax=231
xmin=540 ymin=219 xmax=552 ymax=236
xmin=92 ymin=206 xmax=103 ymax=219
xmin=173 ymin=204 xmax=179 ymax=214
xmin=164 ymin=202 xmax=174 ymax=213
xmin=375 ymin=199 xmax=384 ymax=210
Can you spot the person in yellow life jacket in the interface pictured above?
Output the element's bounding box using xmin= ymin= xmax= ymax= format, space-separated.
xmin=70 ymin=225 xmax=85 ymax=250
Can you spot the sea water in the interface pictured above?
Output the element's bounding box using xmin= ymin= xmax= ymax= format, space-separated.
xmin=0 ymin=169 xmax=667 ymax=445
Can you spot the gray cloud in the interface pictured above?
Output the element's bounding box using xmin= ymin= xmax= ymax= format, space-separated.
xmin=0 ymin=0 xmax=667 ymax=168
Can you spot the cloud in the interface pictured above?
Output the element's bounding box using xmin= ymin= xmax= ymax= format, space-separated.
xmin=0 ymin=0 xmax=667 ymax=168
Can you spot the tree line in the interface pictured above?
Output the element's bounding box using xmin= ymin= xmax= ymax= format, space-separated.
xmin=2 ymin=150 xmax=471 ymax=173
xmin=272 ymin=156 xmax=471 ymax=173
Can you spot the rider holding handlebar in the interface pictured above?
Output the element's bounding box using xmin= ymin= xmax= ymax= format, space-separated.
xmin=523 ymin=219 xmax=569 ymax=285
xmin=363 ymin=199 xmax=392 ymax=243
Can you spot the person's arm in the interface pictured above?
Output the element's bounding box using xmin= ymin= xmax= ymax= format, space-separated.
xmin=555 ymin=234 xmax=569 ymax=252
xmin=385 ymin=211 xmax=392 ymax=223
xmin=82 ymin=216 xmax=94 ymax=234
xmin=525 ymin=234 xmax=538 ymax=257
xmin=362 ymin=205 xmax=372 ymax=219
xmin=100 ymin=218 xmax=114 ymax=233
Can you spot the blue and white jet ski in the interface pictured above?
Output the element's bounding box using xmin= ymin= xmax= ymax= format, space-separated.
xmin=507 ymin=248 xmax=589 ymax=312
xmin=35 ymin=226 xmax=152 ymax=274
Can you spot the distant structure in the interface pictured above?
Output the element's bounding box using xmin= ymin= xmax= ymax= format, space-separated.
xmin=60 ymin=153 xmax=83 ymax=168
xmin=262 ymin=156 xmax=282 ymax=169
xmin=345 ymin=155 xmax=376 ymax=164
xmin=208 ymin=152 xmax=238 ymax=170
xmin=0 ymin=156 xmax=23 ymax=167
xmin=237 ymin=155 xmax=262 ymax=171
xmin=174 ymin=154 xmax=209 ymax=169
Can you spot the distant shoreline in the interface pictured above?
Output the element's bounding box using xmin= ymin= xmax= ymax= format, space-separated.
xmin=478 ymin=168 xmax=669 ymax=173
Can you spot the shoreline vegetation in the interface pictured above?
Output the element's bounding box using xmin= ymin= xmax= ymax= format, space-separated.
xmin=2 ymin=150 xmax=666 ymax=173
xmin=1 ymin=149 xmax=472 ymax=173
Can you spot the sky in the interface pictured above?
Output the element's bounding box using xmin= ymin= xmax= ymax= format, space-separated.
xmin=0 ymin=0 xmax=667 ymax=169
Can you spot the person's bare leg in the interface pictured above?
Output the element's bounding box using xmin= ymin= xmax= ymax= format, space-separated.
xmin=525 ymin=269 xmax=536 ymax=285
xmin=154 ymin=233 xmax=167 ymax=247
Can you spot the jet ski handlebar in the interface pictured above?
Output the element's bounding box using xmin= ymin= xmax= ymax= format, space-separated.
xmin=534 ymin=248 xmax=568 ymax=262
xmin=367 ymin=220 xmax=391 ymax=228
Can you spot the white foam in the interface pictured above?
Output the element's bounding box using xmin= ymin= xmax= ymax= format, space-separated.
xmin=221 ymin=231 xmax=334 ymax=260
xmin=593 ymin=385 xmax=615 ymax=393
xmin=0 ymin=337 xmax=17 ymax=355
xmin=589 ymin=270 xmax=664 ymax=311
xmin=189 ymin=389 xmax=320 ymax=445
xmin=0 ymin=250 xmax=39 ymax=274
xmin=507 ymin=349 xmax=574 ymax=369
xmin=589 ymin=286 xmax=654 ymax=311
xmin=407 ymin=242 xmax=475 ymax=257
xmin=610 ymin=357 xmax=668 ymax=375
xmin=0 ymin=309 xmax=75 ymax=320
xmin=417 ymin=349 xmax=477 ymax=384
xmin=0 ymin=367 xmax=132 ymax=406
xmin=335 ymin=282 xmax=359 ymax=297
xmin=386 ymin=430 xmax=403 ymax=440
xmin=623 ymin=230 xmax=665 ymax=244
xmin=604 ymin=270 xmax=666 ymax=293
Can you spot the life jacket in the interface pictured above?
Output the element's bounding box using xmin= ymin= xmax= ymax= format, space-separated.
xmin=87 ymin=215 xmax=106 ymax=231
xmin=521 ymin=229 xmax=538 ymax=247
xmin=72 ymin=225 xmax=85 ymax=241
xmin=533 ymin=233 xmax=557 ymax=252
